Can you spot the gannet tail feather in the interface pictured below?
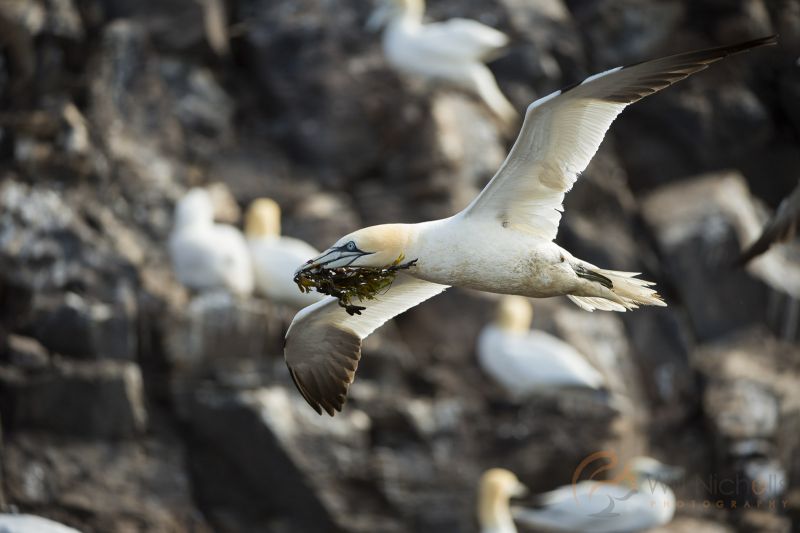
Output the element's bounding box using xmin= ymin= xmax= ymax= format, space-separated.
xmin=567 ymin=295 xmax=628 ymax=312
xmin=569 ymin=269 xmax=666 ymax=312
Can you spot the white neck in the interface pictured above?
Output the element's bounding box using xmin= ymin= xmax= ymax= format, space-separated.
xmin=479 ymin=499 xmax=517 ymax=533
xmin=397 ymin=0 xmax=424 ymax=24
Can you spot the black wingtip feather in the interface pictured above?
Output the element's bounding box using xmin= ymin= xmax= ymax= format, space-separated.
xmin=288 ymin=365 xmax=323 ymax=415
xmin=623 ymin=34 xmax=778 ymax=71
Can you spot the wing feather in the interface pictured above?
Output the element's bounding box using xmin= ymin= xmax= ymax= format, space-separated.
xmin=463 ymin=35 xmax=777 ymax=241
xmin=284 ymin=274 xmax=448 ymax=415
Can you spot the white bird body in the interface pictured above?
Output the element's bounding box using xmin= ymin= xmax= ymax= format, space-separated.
xmin=249 ymin=236 xmax=324 ymax=306
xmin=477 ymin=326 xmax=604 ymax=396
xmin=245 ymin=198 xmax=324 ymax=307
xmin=476 ymin=295 xmax=605 ymax=396
xmin=374 ymin=0 xmax=517 ymax=125
xmin=169 ymin=188 xmax=254 ymax=296
xmin=284 ymin=36 xmax=777 ymax=415
xmin=403 ymin=216 xmax=643 ymax=309
xmin=513 ymin=479 xmax=676 ymax=533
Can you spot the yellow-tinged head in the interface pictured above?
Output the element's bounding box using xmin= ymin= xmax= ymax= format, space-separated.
xmin=298 ymin=224 xmax=412 ymax=272
xmin=495 ymin=296 xmax=533 ymax=333
xmin=245 ymin=198 xmax=282 ymax=238
xmin=367 ymin=0 xmax=424 ymax=30
xmin=478 ymin=468 xmax=528 ymax=531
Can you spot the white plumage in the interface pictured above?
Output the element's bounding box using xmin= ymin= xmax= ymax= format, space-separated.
xmin=245 ymin=198 xmax=324 ymax=307
xmin=285 ymin=36 xmax=777 ymax=415
xmin=168 ymin=188 xmax=254 ymax=296
xmin=0 ymin=514 xmax=82 ymax=533
xmin=477 ymin=296 xmax=605 ymax=397
xmin=369 ymin=0 xmax=517 ymax=125
xmin=512 ymin=457 xmax=679 ymax=533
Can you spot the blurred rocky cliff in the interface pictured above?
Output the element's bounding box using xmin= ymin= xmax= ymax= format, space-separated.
xmin=0 ymin=0 xmax=799 ymax=531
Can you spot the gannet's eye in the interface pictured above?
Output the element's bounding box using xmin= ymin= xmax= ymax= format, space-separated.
xmin=345 ymin=241 xmax=357 ymax=252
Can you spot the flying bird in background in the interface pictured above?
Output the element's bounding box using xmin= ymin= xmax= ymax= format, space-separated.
xmin=286 ymin=36 xmax=778 ymax=416
xmin=737 ymin=180 xmax=800 ymax=265
xmin=367 ymin=0 xmax=518 ymax=126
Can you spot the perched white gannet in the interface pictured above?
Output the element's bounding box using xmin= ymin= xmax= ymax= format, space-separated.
xmin=737 ymin=180 xmax=800 ymax=265
xmin=368 ymin=0 xmax=517 ymax=125
xmin=245 ymin=198 xmax=324 ymax=307
xmin=0 ymin=514 xmax=82 ymax=533
xmin=286 ymin=36 xmax=777 ymax=415
xmin=477 ymin=296 xmax=605 ymax=397
xmin=512 ymin=457 xmax=680 ymax=533
xmin=478 ymin=469 xmax=529 ymax=533
xmin=168 ymin=188 xmax=254 ymax=296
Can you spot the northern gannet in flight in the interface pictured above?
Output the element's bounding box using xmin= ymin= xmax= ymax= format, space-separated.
xmin=368 ymin=0 xmax=517 ymax=125
xmin=245 ymin=198 xmax=325 ymax=307
xmin=737 ymin=180 xmax=800 ymax=265
xmin=478 ymin=468 xmax=529 ymax=533
xmin=286 ymin=36 xmax=778 ymax=415
xmin=511 ymin=457 xmax=680 ymax=532
xmin=169 ymin=188 xmax=254 ymax=296
xmin=477 ymin=296 xmax=605 ymax=397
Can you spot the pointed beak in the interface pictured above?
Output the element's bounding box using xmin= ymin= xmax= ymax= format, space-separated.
xmin=512 ymin=481 xmax=529 ymax=499
xmin=297 ymin=248 xmax=372 ymax=274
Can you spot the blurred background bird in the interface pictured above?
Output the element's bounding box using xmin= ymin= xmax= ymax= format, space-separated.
xmin=476 ymin=296 xmax=607 ymax=398
xmin=245 ymin=198 xmax=324 ymax=307
xmin=168 ymin=188 xmax=254 ymax=296
xmin=511 ymin=457 xmax=681 ymax=533
xmin=367 ymin=0 xmax=518 ymax=127
xmin=477 ymin=468 xmax=528 ymax=533
xmin=736 ymin=180 xmax=800 ymax=266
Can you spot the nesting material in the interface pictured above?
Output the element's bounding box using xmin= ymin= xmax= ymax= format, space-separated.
xmin=294 ymin=256 xmax=417 ymax=315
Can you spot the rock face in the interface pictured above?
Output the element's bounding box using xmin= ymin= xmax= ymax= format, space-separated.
xmin=641 ymin=172 xmax=773 ymax=342
xmin=0 ymin=358 xmax=147 ymax=439
xmin=3 ymin=433 xmax=212 ymax=533
xmin=1 ymin=0 xmax=799 ymax=532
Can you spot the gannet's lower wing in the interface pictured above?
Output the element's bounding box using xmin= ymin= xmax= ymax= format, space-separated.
xmin=463 ymin=35 xmax=777 ymax=241
xmin=737 ymin=180 xmax=800 ymax=265
xmin=284 ymin=274 xmax=448 ymax=416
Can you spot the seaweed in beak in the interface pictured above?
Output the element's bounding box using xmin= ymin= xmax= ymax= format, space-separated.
xmin=294 ymin=256 xmax=418 ymax=315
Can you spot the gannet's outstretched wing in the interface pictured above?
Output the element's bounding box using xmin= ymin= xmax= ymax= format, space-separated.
xmin=737 ymin=180 xmax=800 ymax=265
xmin=463 ymin=36 xmax=777 ymax=241
xmin=415 ymin=18 xmax=509 ymax=61
xmin=284 ymin=274 xmax=448 ymax=416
